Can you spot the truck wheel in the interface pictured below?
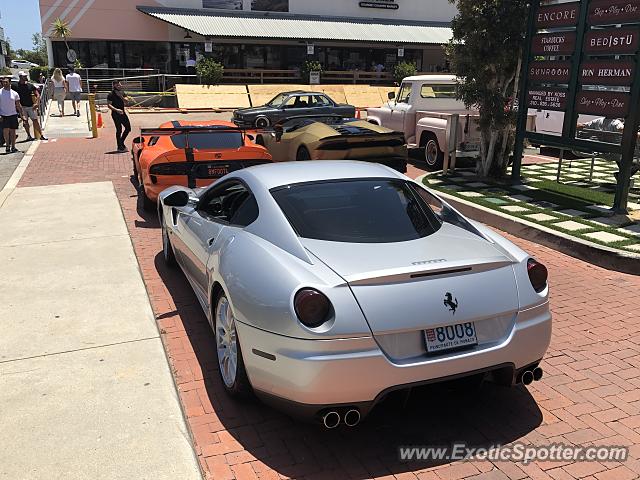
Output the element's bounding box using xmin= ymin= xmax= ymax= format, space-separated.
xmin=423 ymin=134 xmax=444 ymax=170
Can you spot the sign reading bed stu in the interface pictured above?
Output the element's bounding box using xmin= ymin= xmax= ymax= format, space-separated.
xmin=512 ymin=0 xmax=640 ymax=213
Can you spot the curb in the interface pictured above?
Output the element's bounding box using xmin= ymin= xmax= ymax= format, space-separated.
xmin=0 ymin=140 xmax=40 ymax=208
xmin=417 ymin=175 xmax=640 ymax=275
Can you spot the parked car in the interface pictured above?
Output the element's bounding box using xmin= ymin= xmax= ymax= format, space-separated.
xmin=131 ymin=120 xmax=272 ymax=210
xmin=233 ymin=91 xmax=356 ymax=128
xmin=158 ymin=160 xmax=552 ymax=426
xmin=10 ymin=60 xmax=39 ymax=69
xmin=254 ymin=115 xmax=407 ymax=172
xmin=367 ymin=75 xmax=482 ymax=169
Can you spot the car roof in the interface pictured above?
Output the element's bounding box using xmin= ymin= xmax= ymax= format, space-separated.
xmin=402 ymin=74 xmax=457 ymax=83
xmin=238 ymin=160 xmax=404 ymax=190
xmin=281 ymin=90 xmax=317 ymax=96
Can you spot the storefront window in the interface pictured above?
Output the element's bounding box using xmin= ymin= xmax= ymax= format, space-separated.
xmin=203 ymin=0 xmax=242 ymax=9
xmin=251 ymin=0 xmax=289 ymax=12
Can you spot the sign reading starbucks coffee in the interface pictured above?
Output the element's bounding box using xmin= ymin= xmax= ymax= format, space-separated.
xmin=532 ymin=32 xmax=577 ymax=55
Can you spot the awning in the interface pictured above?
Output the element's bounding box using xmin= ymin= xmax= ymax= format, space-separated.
xmin=137 ymin=6 xmax=452 ymax=45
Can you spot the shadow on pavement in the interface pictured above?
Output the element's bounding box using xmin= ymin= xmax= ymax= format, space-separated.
xmin=153 ymin=251 xmax=543 ymax=478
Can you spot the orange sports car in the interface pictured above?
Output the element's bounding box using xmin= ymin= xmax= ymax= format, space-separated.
xmin=131 ymin=120 xmax=272 ymax=210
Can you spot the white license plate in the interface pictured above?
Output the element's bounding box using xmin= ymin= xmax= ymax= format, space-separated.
xmin=424 ymin=322 xmax=478 ymax=353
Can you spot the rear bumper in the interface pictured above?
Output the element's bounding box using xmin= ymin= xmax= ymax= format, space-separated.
xmin=237 ymin=302 xmax=551 ymax=418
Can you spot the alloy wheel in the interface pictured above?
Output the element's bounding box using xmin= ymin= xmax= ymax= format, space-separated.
xmin=215 ymin=296 xmax=238 ymax=388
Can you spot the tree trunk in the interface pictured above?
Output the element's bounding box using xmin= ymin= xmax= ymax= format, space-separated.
xmin=482 ymin=130 xmax=498 ymax=177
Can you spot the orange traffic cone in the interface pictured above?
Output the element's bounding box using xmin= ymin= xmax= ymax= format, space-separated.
xmin=97 ymin=113 xmax=103 ymax=128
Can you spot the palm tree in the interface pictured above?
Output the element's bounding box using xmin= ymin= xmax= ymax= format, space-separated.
xmin=50 ymin=17 xmax=71 ymax=58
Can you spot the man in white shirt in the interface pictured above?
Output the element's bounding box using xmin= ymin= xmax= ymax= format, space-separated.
xmin=1 ymin=76 xmax=24 ymax=154
xmin=65 ymin=67 xmax=83 ymax=117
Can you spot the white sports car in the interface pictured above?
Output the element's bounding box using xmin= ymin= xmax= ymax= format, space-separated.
xmin=158 ymin=161 xmax=551 ymax=427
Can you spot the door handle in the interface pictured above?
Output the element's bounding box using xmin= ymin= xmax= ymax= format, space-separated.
xmin=208 ymin=237 xmax=215 ymax=246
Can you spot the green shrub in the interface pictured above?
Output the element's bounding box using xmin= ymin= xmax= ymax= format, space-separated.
xmin=0 ymin=67 xmax=11 ymax=76
xmin=301 ymin=60 xmax=322 ymax=83
xmin=196 ymin=58 xmax=224 ymax=84
xmin=393 ymin=61 xmax=418 ymax=83
xmin=29 ymin=66 xmax=50 ymax=82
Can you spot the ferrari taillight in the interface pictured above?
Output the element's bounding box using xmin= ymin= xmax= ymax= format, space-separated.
xmin=527 ymin=258 xmax=548 ymax=293
xmin=294 ymin=288 xmax=332 ymax=328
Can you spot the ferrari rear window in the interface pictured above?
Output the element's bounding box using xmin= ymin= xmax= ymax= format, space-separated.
xmin=271 ymin=179 xmax=441 ymax=243
xmin=170 ymin=132 xmax=243 ymax=150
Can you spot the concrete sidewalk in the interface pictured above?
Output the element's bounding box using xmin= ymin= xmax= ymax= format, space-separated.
xmin=45 ymin=100 xmax=92 ymax=138
xmin=0 ymin=182 xmax=201 ymax=480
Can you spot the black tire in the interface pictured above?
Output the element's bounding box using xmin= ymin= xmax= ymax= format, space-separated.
xmin=255 ymin=135 xmax=265 ymax=147
xmin=161 ymin=216 xmax=177 ymax=268
xmin=213 ymin=291 xmax=252 ymax=397
xmin=254 ymin=117 xmax=270 ymax=128
xmin=138 ymin=184 xmax=155 ymax=212
xmin=296 ymin=146 xmax=311 ymax=161
xmin=423 ymin=133 xmax=444 ymax=170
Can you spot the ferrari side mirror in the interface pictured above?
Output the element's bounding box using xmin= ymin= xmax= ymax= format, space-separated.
xmin=133 ymin=136 xmax=144 ymax=144
xmin=274 ymin=125 xmax=284 ymax=143
xmin=164 ymin=190 xmax=190 ymax=207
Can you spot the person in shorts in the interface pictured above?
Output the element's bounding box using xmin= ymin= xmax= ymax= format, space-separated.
xmin=1 ymin=76 xmax=24 ymax=154
xmin=14 ymin=72 xmax=47 ymax=141
xmin=65 ymin=67 xmax=83 ymax=117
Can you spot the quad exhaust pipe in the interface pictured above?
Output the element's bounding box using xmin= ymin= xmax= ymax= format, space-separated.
xmin=321 ymin=408 xmax=361 ymax=429
xmin=521 ymin=367 xmax=543 ymax=385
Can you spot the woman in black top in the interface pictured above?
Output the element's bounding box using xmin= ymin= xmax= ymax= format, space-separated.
xmin=107 ymin=80 xmax=132 ymax=152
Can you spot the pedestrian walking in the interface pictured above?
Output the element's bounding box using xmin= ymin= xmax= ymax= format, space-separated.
xmin=14 ymin=72 xmax=47 ymax=141
xmin=65 ymin=67 xmax=83 ymax=117
xmin=1 ymin=77 xmax=24 ymax=154
xmin=107 ymin=80 xmax=132 ymax=152
xmin=51 ymin=68 xmax=67 ymax=117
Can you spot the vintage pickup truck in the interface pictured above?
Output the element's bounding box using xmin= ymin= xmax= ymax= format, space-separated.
xmin=367 ymin=75 xmax=482 ymax=169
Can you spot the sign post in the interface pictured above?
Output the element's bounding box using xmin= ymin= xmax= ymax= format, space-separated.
xmin=513 ymin=0 xmax=640 ymax=213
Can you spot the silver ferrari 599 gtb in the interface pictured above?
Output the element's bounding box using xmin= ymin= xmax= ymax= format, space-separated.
xmin=158 ymin=161 xmax=551 ymax=428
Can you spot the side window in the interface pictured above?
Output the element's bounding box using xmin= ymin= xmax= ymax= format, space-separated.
xmin=198 ymin=181 xmax=259 ymax=227
xmin=313 ymin=95 xmax=331 ymax=106
xmin=292 ymin=95 xmax=310 ymax=108
xmin=282 ymin=96 xmax=297 ymax=108
xmin=396 ymin=83 xmax=411 ymax=103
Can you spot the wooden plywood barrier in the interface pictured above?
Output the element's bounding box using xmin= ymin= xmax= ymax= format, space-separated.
xmin=310 ymin=85 xmax=348 ymax=105
xmin=343 ymin=85 xmax=385 ymax=109
xmin=247 ymin=84 xmax=309 ymax=107
xmin=175 ymin=84 xmax=250 ymax=109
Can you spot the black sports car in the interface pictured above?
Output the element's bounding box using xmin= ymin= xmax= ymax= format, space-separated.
xmin=233 ymin=91 xmax=356 ymax=128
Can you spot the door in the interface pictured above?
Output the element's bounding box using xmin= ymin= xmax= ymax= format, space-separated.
xmin=388 ymin=82 xmax=412 ymax=132
xmin=279 ymin=94 xmax=314 ymax=120
xmin=179 ymin=180 xmax=260 ymax=302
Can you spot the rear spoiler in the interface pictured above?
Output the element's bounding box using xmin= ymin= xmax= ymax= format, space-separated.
xmin=140 ymin=126 xmax=246 ymax=136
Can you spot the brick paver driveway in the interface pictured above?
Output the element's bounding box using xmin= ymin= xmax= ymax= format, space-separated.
xmin=18 ymin=131 xmax=640 ymax=480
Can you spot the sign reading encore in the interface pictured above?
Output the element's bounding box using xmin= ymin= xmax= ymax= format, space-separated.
xmin=576 ymin=91 xmax=631 ymax=117
xmin=532 ymin=32 xmax=577 ymax=55
xmin=528 ymin=88 xmax=568 ymax=111
xmin=536 ymin=2 xmax=580 ymax=28
xmin=581 ymin=60 xmax=635 ymax=85
xmin=529 ymin=61 xmax=571 ymax=82
xmin=588 ymin=0 xmax=640 ymax=26
xmin=584 ymin=27 xmax=640 ymax=54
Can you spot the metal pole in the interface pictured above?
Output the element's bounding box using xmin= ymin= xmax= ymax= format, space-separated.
xmin=613 ymin=47 xmax=640 ymax=212
xmin=511 ymin=0 xmax=539 ymax=181
xmin=88 ymin=93 xmax=98 ymax=138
